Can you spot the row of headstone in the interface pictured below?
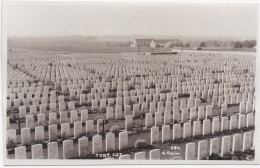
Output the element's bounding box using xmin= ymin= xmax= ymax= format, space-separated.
xmin=8 ymin=80 xmax=255 ymax=108
xmin=185 ymin=131 xmax=254 ymax=160
xmin=149 ymin=113 xmax=254 ymax=144
xmin=13 ymin=131 xmax=129 ymax=159
xmin=8 ymin=73 xmax=254 ymax=95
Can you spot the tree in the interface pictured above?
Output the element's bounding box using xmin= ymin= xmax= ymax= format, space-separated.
xmin=243 ymin=40 xmax=256 ymax=48
xmin=184 ymin=42 xmax=190 ymax=47
xmin=233 ymin=41 xmax=243 ymax=48
xmin=200 ymin=42 xmax=207 ymax=47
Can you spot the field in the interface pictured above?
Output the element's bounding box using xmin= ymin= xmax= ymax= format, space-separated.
xmin=6 ymin=47 xmax=256 ymax=160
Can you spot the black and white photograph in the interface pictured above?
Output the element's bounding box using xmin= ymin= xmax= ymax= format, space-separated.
xmin=2 ymin=0 xmax=259 ymax=165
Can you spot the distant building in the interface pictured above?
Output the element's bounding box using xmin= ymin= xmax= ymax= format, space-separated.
xmin=150 ymin=39 xmax=182 ymax=48
xmin=131 ymin=38 xmax=183 ymax=48
xmin=150 ymin=39 xmax=171 ymax=48
xmin=130 ymin=39 xmax=153 ymax=47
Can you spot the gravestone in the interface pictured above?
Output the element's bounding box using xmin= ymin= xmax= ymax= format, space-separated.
xmin=246 ymin=113 xmax=254 ymax=127
xmin=86 ymin=120 xmax=95 ymax=137
xmin=212 ymin=118 xmax=220 ymax=134
xmin=185 ymin=143 xmax=196 ymax=160
xmin=180 ymin=99 xmax=187 ymax=109
xmin=221 ymin=136 xmax=231 ymax=157
xmin=63 ymin=140 xmax=74 ymax=159
xmin=246 ymin=101 xmax=253 ymax=113
xmin=198 ymin=140 xmax=208 ymax=160
xmin=193 ymin=121 xmax=201 ymax=137
xmin=205 ymin=105 xmax=212 ymax=118
xmin=119 ymin=155 xmax=131 ymax=160
xmin=78 ymin=137 xmax=88 ymax=158
xmin=210 ymin=138 xmax=220 ymax=155
xmin=125 ymin=115 xmax=133 ymax=131
xmin=221 ymin=117 xmax=229 ymax=132
xmin=181 ymin=108 xmax=189 ymax=123
xmin=81 ymin=109 xmax=88 ymax=123
xmin=238 ymin=114 xmax=246 ymax=129
xmin=183 ymin=122 xmax=191 ymax=139
xmin=61 ymin=123 xmax=71 ymax=139
xmin=48 ymin=142 xmax=59 ymax=159
xmin=115 ymin=106 xmax=123 ymax=119
xmin=15 ymin=146 xmax=27 ymax=159
xmin=164 ymin=110 xmax=171 ymax=125
xmin=221 ymin=104 xmax=227 ymax=117
xmin=165 ymin=101 xmax=172 ymax=112
xmin=119 ymin=131 xmax=128 ymax=151
xmin=49 ymin=103 xmax=57 ymax=113
xmin=92 ymin=135 xmax=102 ymax=154
xmin=239 ymin=102 xmax=246 ymax=114
xmin=133 ymin=104 xmax=140 ymax=118
xmin=19 ymin=106 xmax=27 ymax=119
xmin=92 ymin=100 xmax=98 ymax=110
xmin=100 ymin=99 xmax=106 ymax=110
xmin=60 ymin=111 xmax=69 ymax=124
xmin=135 ymin=152 xmax=146 ymax=160
xmin=70 ymin=110 xmax=79 ymax=124
xmin=173 ymin=124 xmax=182 ymax=140
xmin=124 ymin=105 xmax=131 ymax=117
xmin=35 ymin=126 xmax=45 ymax=142
xmin=202 ymin=119 xmax=211 ymax=135
xmin=158 ymin=102 xmax=164 ymax=113
xmin=80 ymin=94 xmax=86 ymax=105
xmin=124 ymin=97 xmax=130 ymax=105
xmin=6 ymin=129 xmax=17 ymax=146
xmin=49 ymin=113 xmax=57 ymax=125
xmin=145 ymin=113 xmax=153 ymax=128
xmin=232 ymin=134 xmax=242 ymax=153
xmin=32 ymin=144 xmax=43 ymax=159
xmin=21 ymin=128 xmax=31 ymax=146
xmin=30 ymin=105 xmax=37 ymax=115
xmin=151 ymin=127 xmax=160 ymax=144
xmin=173 ymin=108 xmax=180 ymax=122
xmin=188 ymin=98 xmax=194 ymax=108
xmin=150 ymin=149 xmax=160 ymax=160
xmin=97 ymin=118 xmax=105 ymax=135
xmin=189 ymin=107 xmax=196 ymax=122
xmin=59 ymin=103 xmax=66 ymax=112
xmin=212 ymin=96 xmax=218 ymax=107
xmin=162 ymin=125 xmax=171 ymax=143
xmin=74 ymin=121 xmax=83 ymax=139
xmin=230 ymin=115 xmax=238 ymax=130
xmin=198 ymin=106 xmax=205 ymax=120
xmin=155 ymin=112 xmax=162 ymax=127
xmin=150 ymin=102 xmax=156 ymax=114
xmin=106 ymin=133 xmax=116 ymax=152
xmin=26 ymin=115 xmax=34 ymax=129
xmin=106 ymin=107 xmax=114 ymax=120
xmin=49 ymin=124 xmax=57 ymax=142
xmin=37 ymin=113 xmax=45 ymax=126
xmin=242 ymin=132 xmax=253 ymax=151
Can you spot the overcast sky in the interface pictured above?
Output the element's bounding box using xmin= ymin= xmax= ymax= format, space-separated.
xmin=7 ymin=2 xmax=259 ymax=38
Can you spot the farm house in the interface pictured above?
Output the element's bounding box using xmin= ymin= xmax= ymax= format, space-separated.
xmin=130 ymin=39 xmax=153 ymax=47
xmin=150 ymin=39 xmax=182 ymax=48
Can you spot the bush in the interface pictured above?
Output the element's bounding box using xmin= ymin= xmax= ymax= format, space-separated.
xmin=110 ymin=125 xmax=120 ymax=136
xmin=208 ymin=153 xmax=222 ymax=160
xmin=6 ymin=139 xmax=16 ymax=149
xmin=134 ymin=139 xmax=150 ymax=149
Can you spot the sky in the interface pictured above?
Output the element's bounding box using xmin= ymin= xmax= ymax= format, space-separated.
xmin=7 ymin=1 xmax=259 ymax=39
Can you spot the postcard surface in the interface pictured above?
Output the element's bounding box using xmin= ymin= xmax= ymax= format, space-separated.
xmin=2 ymin=0 xmax=259 ymax=165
